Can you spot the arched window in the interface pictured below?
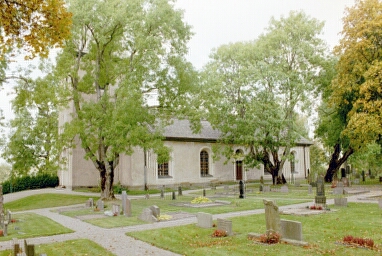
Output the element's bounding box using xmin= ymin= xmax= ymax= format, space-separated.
xmin=200 ymin=150 xmax=209 ymax=176
xmin=290 ymin=152 xmax=296 ymax=173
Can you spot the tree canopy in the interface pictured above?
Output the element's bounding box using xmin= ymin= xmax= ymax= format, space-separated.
xmin=0 ymin=0 xmax=72 ymax=60
xmin=316 ymin=0 xmax=382 ymax=182
xmin=200 ymin=11 xmax=329 ymax=184
xmin=56 ymin=0 xmax=195 ymax=199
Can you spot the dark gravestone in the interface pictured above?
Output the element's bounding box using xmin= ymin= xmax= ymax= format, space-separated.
xmin=160 ymin=187 xmax=164 ymax=199
xmin=239 ymin=180 xmax=244 ymax=199
xmin=315 ymin=176 xmax=326 ymax=206
xmin=362 ymin=170 xmax=365 ymax=182
xmin=178 ymin=186 xmax=182 ymax=196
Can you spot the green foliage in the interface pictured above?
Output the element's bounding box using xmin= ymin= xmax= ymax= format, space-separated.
xmin=1 ymin=173 xmax=59 ymax=194
xmin=1 ymin=74 xmax=61 ymax=176
xmin=200 ymin=11 xmax=330 ymax=183
xmin=56 ymin=0 xmax=195 ymax=199
xmin=0 ymin=163 xmax=10 ymax=183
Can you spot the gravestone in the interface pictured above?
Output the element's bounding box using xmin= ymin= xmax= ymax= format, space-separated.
xmin=178 ymin=186 xmax=182 ymax=196
xmin=112 ymin=204 xmax=120 ymax=215
xmin=138 ymin=208 xmax=157 ymax=223
xmin=97 ymin=200 xmax=104 ymax=211
xmin=315 ymin=176 xmax=326 ymax=206
xmin=334 ymin=198 xmax=348 ymax=207
xmin=308 ymin=185 xmax=312 ymax=194
xmin=342 ymin=177 xmax=349 ymax=187
xmin=160 ymin=187 xmax=164 ymax=199
xmin=85 ymin=198 xmax=93 ymax=208
xmin=263 ymin=199 xmax=280 ymax=234
xmin=121 ymin=191 xmax=127 ymax=213
xmin=150 ymin=205 xmax=160 ymax=218
xmin=3 ymin=221 xmax=7 ymax=236
xmin=280 ymin=219 xmax=303 ymax=241
xmin=239 ymin=180 xmax=244 ymax=198
xmin=378 ymin=199 xmax=382 ymax=209
xmin=280 ymin=185 xmax=289 ymax=193
xmin=217 ymin=218 xmax=233 ymax=236
xmin=0 ymin=185 xmax=3 ymax=214
xmin=197 ymin=212 xmax=213 ymax=228
xmin=263 ymin=185 xmax=271 ymax=192
xmin=7 ymin=210 xmax=12 ymax=223
xmin=124 ymin=198 xmax=132 ymax=217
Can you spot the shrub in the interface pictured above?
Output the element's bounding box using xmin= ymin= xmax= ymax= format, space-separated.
xmin=191 ymin=196 xmax=211 ymax=204
xmin=1 ymin=173 xmax=59 ymax=194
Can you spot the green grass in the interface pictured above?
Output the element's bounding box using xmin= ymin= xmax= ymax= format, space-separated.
xmin=4 ymin=194 xmax=99 ymax=211
xmin=127 ymin=203 xmax=382 ymax=256
xmin=0 ymin=239 xmax=115 ymax=256
xmin=0 ymin=213 xmax=73 ymax=242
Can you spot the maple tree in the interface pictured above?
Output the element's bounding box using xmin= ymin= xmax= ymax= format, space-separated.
xmin=0 ymin=0 xmax=72 ymax=60
xmin=317 ymin=0 xmax=382 ymax=182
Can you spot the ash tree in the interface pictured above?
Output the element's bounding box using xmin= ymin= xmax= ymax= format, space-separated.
xmin=200 ymin=11 xmax=329 ymax=184
xmin=56 ymin=0 xmax=195 ymax=199
xmin=316 ymin=0 xmax=382 ymax=182
xmin=1 ymin=73 xmax=61 ymax=176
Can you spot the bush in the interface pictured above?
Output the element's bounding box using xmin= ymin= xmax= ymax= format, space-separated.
xmin=1 ymin=173 xmax=59 ymax=194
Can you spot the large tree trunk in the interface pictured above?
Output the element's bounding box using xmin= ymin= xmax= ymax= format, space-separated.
xmin=262 ymin=149 xmax=287 ymax=185
xmin=324 ymin=143 xmax=354 ymax=182
xmin=99 ymin=162 xmax=115 ymax=200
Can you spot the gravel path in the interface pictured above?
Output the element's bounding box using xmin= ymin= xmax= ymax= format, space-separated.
xmin=0 ymin=186 xmax=381 ymax=255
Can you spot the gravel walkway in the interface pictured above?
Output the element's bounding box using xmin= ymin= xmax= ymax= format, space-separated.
xmin=0 ymin=186 xmax=381 ymax=255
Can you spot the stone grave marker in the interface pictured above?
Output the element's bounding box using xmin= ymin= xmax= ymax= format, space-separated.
xmin=334 ymin=198 xmax=348 ymax=207
xmin=308 ymin=185 xmax=312 ymax=194
xmin=315 ymin=176 xmax=326 ymax=206
xmin=85 ymin=198 xmax=94 ymax=208
xmin=378 ymin=199 xmax=382 ymax=209
xmin=280 ymin=185 xmax=289 ymax=193
xmin=121 ymin=191 xmax=127 ymax=213
xmin=178 ymin=186 xmax=182 ymax=196
xmin=7 ymin=210 xmax=12 ymax=223
xmin=217 ymin=218 xmax=233 ymax=236
xmin=138 ymin=208 xmax=157 ymax=223
xmin=342 ymin=177 xmax=349 ymax=187
xmin=197 ymin=212 xmax=213 ymax=228
xmin=97 ymin=200 xmax=104 ymax=211
xmin=124 ymin=198 xmax=132 ymax=217
xmin=150 ymin=205 xmax=160 ymax=218
xmin=263 ymin=199 xmax=280 ymax=234
xmin=3 ymin=221 xmax=7 ymax=236
xmin=112 ymin=204 xmax=120 ymax=215
xmin=280 ymin=219 xmax=303 ymax=241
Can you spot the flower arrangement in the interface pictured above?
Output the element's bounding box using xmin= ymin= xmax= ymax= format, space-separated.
xmin=212 ymin=229 xmax=227 ymax=237
xmin=259 ymin=232 xmax=281 ymax=244
xmin=342 ymin=235 xmax=375 ymax=249
xmin=157 ymin=214 xmax=173 ymax=221
xmin=191 ymin=196 xmax=211 ymax=204
xmin=309 ymin=205 xmax=323 ymax=210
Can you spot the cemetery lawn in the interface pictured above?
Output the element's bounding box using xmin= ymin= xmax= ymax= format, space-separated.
xmin=60 ymin=196 xmax=311 ymax=228
xmin=0 ymin=213 xmax=73 ymax=242
xmin=3 ymin=194 xmax=99 ymax=211
xmin=0 ymin=239 xmax=114 ymax=256
xmin=127 ymin=202 xmax=382 ymax=256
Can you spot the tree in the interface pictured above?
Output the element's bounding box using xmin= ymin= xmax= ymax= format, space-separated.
xmin=56 ymin=0 xmax=195 ymax=199
xmin=1 ymin=73 xmax=60 ymax=176
xmin=317 ymin=0 xmax=382 ymax=182
xmin=201 ymin=11 xmax=329 ymax=184
xmin=0 ymin=162 xmax=11 ymax=183
xmin=0 ymin=0 xmax=72 ymax=60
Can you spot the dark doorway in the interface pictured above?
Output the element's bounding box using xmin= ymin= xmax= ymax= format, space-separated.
xmin=236 ymin=160 xmax=243 ymax=180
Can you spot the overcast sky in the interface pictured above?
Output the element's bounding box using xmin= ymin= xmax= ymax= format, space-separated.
xmin=0 ymin=0 xmax=355 ymax=162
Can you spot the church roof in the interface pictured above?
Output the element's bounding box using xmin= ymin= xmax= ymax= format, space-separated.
xmin=163 ymin=119 xmax=313 ymax=145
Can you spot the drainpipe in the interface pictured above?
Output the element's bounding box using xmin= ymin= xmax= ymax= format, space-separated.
xmin=144 ymin=149 xmax=148 ymax=191
xmin=303 ymin=145 xmax=307 ymax=178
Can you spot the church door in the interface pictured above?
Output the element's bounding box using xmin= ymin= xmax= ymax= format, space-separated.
xmin=236 ymin=160 xmax=243 ymax=180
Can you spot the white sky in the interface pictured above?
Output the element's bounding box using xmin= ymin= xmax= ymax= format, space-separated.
xmin=0 ymin=0 xmax=355 ymax=163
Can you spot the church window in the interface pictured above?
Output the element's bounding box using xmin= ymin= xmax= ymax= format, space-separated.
xmin=200 ymin=150 xmax=209 ymax=176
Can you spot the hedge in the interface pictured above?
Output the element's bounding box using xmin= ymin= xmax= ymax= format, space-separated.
xmin=1 ymin=173 xmax=59 ymax=194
